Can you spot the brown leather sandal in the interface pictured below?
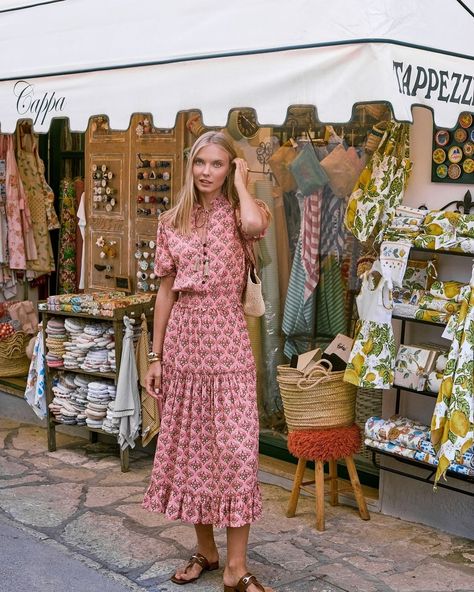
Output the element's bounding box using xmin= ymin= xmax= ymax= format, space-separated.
xmin=170 ymin=552 xmax=219 ymax=585
xmin=223 ymin=572 xmax=266 ymax=592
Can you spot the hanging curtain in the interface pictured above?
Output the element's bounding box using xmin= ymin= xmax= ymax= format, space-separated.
xmin=431 ymin=264 xmax=474 ymax=484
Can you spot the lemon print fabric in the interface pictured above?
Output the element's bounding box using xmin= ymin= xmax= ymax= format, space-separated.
xmin=344 ymin=320 xmax=396 ymax=389
xmin=344 ymin=122 xmax=411 ymax=244
xmin=431 ymin=268 xmax=474 ymax=485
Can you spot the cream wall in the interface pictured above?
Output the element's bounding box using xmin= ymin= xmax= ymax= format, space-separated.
xmin=379 ymin=106 xmax=474 ymax=539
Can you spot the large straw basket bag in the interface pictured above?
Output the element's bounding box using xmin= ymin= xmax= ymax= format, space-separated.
xmin=277 ymin=359 xmax=356 ymax=430
xmin=0 ymin=331 xmax=31 ymax=377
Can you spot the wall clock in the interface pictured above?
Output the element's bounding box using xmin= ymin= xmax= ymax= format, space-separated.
xmin=227 ymin=109 xmax=259 ymax=140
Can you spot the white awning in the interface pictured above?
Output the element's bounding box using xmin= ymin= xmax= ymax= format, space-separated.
xmin=0 ymin=0 xmax=473 ymax=132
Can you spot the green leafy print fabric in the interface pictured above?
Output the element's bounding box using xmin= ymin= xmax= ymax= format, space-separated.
xmin=431 ymin=274 xmax=474 ymax=484
xmin=344 ymin=320 xmax=396 ymax=389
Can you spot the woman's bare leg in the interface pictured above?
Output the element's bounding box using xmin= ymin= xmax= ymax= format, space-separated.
xmin=223 ymin=525 xmax=273 ymax=591
xmin=172 ymin=523 xmax=219 ymax=582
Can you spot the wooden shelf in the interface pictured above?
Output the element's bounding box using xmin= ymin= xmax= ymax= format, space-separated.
xmin=40 ymin=301 xmax=153 ymax=472
xmin=39 ymin=301 xmax=147 ymax=322
xmin=47 ymin=367 xmax=116 ymax=381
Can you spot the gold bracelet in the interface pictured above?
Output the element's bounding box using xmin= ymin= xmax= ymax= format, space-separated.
xmin=148 ymin=351 xmax=162 ymax=362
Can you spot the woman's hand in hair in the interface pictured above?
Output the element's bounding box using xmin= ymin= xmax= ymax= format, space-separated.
xmin=232 ymin=158 xmax=249 ymax=190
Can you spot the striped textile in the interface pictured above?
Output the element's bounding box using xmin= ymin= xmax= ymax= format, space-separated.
xmin=301 ymin=191 xmax=322 ymax=302
xmin=282 ymin=236 xmax=316 ymax=358
xmin=319 ymin=186 xmax=345 ymax=260
xmin=315 ymin=255 xmax=347 ymax=342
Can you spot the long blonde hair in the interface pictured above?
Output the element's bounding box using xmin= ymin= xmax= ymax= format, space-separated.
xmin=160 ymin=131 xmax=239 ymax=234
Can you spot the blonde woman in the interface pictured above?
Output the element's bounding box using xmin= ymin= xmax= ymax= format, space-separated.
xmin=143 ymin=131 xmax=272 ymax=592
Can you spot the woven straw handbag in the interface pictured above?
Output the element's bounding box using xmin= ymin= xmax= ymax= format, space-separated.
xmin=0 ymin=331 xmax=31 ymax=377
xmin=243 ymin=266 xmax=265 ymax=317
xmin=277 ymin=358 xmax=357 ymax=431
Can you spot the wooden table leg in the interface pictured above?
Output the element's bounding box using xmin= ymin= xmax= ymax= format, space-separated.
xmin=287 ymin=457 xmax=306 ymax=517
xmin=329 ymin=459 xmax=339 ymax=506
xmin=345 ymin=455 xmax=370 ymax=520
xmin=315 ymin=460 xmax=325 ymax=531
xmin=47 ymin=419 xmax=56 ymax=452
xmin=120 ymin=447 xmax=130 ymax=473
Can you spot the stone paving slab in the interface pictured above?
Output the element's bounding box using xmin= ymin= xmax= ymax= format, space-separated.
xmin=0 ymin=415 xmax=473 ymax=592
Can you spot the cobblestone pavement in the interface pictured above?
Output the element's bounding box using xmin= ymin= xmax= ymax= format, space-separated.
xmin=1 ymin=416 xmax=473 ymax=592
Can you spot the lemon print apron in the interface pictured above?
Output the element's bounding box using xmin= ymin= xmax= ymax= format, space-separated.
xmin=344 ymin=260 xmax=396 ymax=389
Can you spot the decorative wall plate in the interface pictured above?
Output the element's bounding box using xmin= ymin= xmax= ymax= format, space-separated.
xmin=435 ymin=129 xmax=450 ymax=146
xmin=454 ymin=128 xmax=467 ymax=143
xmin=448 ymin=163 xmax=461 ymax=179
xmin=432 ymin=148 xmax=446 ymax=164
xmin=447 ymin=145 xmax=463 ymax=163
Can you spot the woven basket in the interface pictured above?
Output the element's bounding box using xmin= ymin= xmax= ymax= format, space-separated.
xmin=365 ymin=121 xmax=388 ymax=153
xmin=277 ymin=360 xmax=357 ymax=431
xmin=0 ymin=331 xmax=31 ymax=377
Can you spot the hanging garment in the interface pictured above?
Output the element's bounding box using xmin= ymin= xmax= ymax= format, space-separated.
xmin=143 ymin=195 xmax=263 ymax=527
xmin=272 ymin=186 xmax=291 ymax=305
xmin=15 ymin=123 xmax=58 ymax=274
xmin=431 ymin=266 xmax=474 ymax=484
xmin=77 ymin=192 xmax=86 ymax=290
xmin=136 ymin=313 xmax=160 ymax=447
xmin=344 ymin=260 xmax=396 ymax=389
xmin=57 ymin=179 xmax=78 ymax=294
xmin=113 ymin=316 xmax=141 ymax=450
xmin=319 ymin=186 xmax=346 ymax=261
xmin=74 ymin=180 xmax=85 ymax=286
xmin=344 ymin=123 xmax=411 ymax=244
xmin=301 ymin=191 xmax=322 ymax=302
xmin=315 ymin=255 xmax=347 ymax=349
xmin=255 ymin=179 xmax=285 ymax=417
xmin=1 ymin=135 xmax=30 ymax=270
xmin=283 ymin=190 xmax=302 ymax=261
xmin=24 ymin=329 xmax=47 ymax=419
xmin=282 ymin=235 xmax=317 ymax=358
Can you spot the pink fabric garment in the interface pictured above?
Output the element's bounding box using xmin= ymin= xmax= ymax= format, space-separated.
xmin=143 ymin=194 xmax=263 ymax=527
xmin=3 ymin=134 xmax=37 ymax=265
xmin=301 ymin=191 xmax=323 ymax=301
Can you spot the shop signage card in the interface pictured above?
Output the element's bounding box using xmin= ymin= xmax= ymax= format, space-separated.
xmin=431 ymin=111 xmax=474 ymax=184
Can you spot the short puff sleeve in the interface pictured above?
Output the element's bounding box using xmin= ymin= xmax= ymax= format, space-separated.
xmin=238 ymin=199 xmax=271 ymax=241
xmin=153 ymin=223 xmax=176 ymax=277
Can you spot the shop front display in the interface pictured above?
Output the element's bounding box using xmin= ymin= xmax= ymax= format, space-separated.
xmin=0 ymin=0 xmax=473 ymax=537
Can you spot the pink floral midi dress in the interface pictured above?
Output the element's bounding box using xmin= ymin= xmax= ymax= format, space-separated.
xmin=143 ymin=194 xmax=263 ymax=527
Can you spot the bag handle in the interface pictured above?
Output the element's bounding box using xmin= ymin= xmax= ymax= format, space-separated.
xmin=296 ymin=358 xmax=334 ymax=390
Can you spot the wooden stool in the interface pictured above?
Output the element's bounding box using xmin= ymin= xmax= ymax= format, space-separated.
xmin=286 ymin=425 xmax=370 ymax=531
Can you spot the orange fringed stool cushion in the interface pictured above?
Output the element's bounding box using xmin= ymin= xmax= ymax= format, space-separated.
xmin=286 ymin=424 xmax=369 ymax=531
xmin=287 ymin=424 xmax=361 ymax=461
